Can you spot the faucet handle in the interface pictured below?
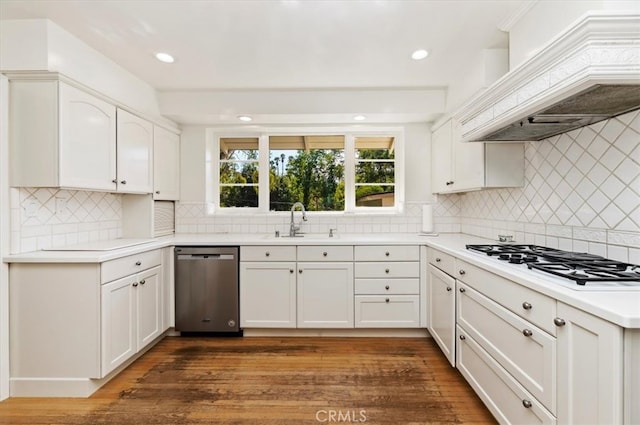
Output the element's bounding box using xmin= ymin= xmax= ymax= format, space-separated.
xmin=329 ymin=228 xmax=337 ymax=237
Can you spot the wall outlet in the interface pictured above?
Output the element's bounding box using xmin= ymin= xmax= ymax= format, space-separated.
xmin=55 ymin=197 xmax=68 ymax=218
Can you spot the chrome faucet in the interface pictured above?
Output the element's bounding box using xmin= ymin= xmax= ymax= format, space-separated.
xmin=289 ymin=202 xmax=307 ymax=237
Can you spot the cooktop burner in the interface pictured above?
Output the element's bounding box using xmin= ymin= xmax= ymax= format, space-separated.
xmin=466 ymin=244 xmax=640 ymax=287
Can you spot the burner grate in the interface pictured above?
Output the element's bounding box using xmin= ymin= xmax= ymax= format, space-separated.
xmin=526 ymin=262 xmax=640 ymax=286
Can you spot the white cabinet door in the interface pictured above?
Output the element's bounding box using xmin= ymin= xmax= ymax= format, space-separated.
xmin=153 ymin=126 xmax=180 ymax=200
xmin=427 ymin=264 xmax=456 ymax=366
xmin=297 ymin=262 xmax=354 ymax=328
xmin=452 ymin=119 xmax=485 ymax=190
xmin=59 ymin=83 xmax=117 ymax=191
xmin=431 ymin=119 xmax=453 ymax=193
xmin=556 ymin=303 xmax=623 ymax=425
xmin=116 ymin=108 xmax=153 ymax=193
xmin=136 ymin=266 xmax=162 ymax=349
xmin=240 ymin=262 xmax=297 ymax=328
xmin=101 ymin=276 xmax=136 ymax=377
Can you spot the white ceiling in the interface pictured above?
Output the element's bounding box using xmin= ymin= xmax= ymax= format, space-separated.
xmin=0 ymin=0 xmax=530 ymax=125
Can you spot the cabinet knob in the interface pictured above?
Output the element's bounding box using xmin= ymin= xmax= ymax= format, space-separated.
xmin=385 ymin=285 xmax=390 ymax=290
xmin=323 ymin=252 xmax=328 ymax=257
xmin=522 ymin=329 xmax=533 ymax=337
xmin=459 ymin=287 xmax=466 ymax=293
xmin=446 ymin=181 xmax=455 ymax=186
xmin=459 ymin=335 xmax=466 ymax=340
xmin=139 ymin=279 xmax=146 ymax=285
xmin=554 ymin=317 xmax=566 ymax=327
xmin=111 ymin=179 xmax=117 ymax=183
xmin=120 ymin=180 xmax=127 ymax=185
xmin=458 ymin=269 xmax=466 ymax=275
xmin=155 ymin=191 xmax=160 ymax=194
xmin=290 ymin=269 xmax=294 ymax=274
xmin=522 ymin=302 xmax=532 ymax=310
xmin=435 ymin=258 xmax=441 ymax=262
xmin=299 ymin=269 xmax=303 ymax=274
xmin=385 ymin=268 xmax=390 ymax=274
xmin=522 ymin=399 xmax=532 ymax=409
xmin=446 ymin=287 xmax=452 ymax=292
xmin=385 ymin=252 xmax=390 ymax=257
xmin=265 ymin=252 xmax=270 ymax=257
xmin=135 ymin=261 xmax=142 ymax=266
xmin=385 ymin=298 xmax=390 ymax=303
xmin=132 ymin=282 xmax=138 ymax=287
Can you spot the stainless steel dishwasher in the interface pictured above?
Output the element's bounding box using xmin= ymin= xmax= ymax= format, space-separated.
xmin=174 ymin=246 xmax=240 ymax=333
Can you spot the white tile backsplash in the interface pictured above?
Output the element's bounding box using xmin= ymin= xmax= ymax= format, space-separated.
xmin=10 ymin=188 xmax=122 ymax=253
xmin=439 ymin=110 xmax=640 ymax=260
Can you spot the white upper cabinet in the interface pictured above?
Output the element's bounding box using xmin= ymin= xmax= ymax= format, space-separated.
xmin=153 ymin=125 xmax=180 ymax=200
xmin=431 ymin=118 xmax=524 ymax=194
xmin=10 ymin=80 xmax=117 ymax=191
xmin=116 ymin=108 xmax=153 ymax=194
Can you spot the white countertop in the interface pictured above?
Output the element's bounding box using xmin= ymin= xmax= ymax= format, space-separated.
xmin=4 ymin=232 xmax=640 ymax=328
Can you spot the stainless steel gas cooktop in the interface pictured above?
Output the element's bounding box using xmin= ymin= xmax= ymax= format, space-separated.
xmin=466 ymin=244 xmax=640 ymax=289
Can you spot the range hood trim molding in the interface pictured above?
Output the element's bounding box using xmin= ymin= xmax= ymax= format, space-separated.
xmin=455 ymin=13 xmax=640 ymax=142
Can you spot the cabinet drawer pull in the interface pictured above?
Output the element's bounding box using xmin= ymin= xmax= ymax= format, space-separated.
xmin=155 ymin=190 xmax=160 ymax=194
xmin=459 ymin=334 xmax=466 ymax=340
xmin=290 ymin=269 xmax=294 ymax=274
xmin=522 ymin=329 xmax=533 ymax=337
xmin=385 ymin=252 xmax=390 ymax=257
xmin=385 ymin=268 xmax=390 ymax=273
xmin=459 ymin=287 xmax=466 ymax=293
xmin=385 ymin=298 xmax=390 ymax=303
xmin=111 ymin=179 xmax=117 ymax=183
xmin=120 ymin=180 xmax=127 ymax=185
xmin=385 ymin=285 xmax=390 ymax=290
xmin=135 ymin=261 xmax=142 ymax=266
xmin=458 ymin=269 xmax=466 ymax=275
xmin=522 ymin=302 xmax=532 ymax=310
xmin=554 ymin=317 xmax=566 ymax=327
xmin=522 ymin=399 xmax=532 ymax=409
xmin=139 ymin=279 xmax=146 ymax=285
xmin=299 ymin=269 xmax=303 ymax=274
xmin=132 ymin=282 xmax=138 ymax=287
xmin=323 ymin=252 xmax=328 ymax=257
xmin=265 ymin=252 xmax=270 ymax=257
xmin=435 ymin=258 xmax=441 ymax=262
xmin=446 ymin=286 xmax=452 ymax=292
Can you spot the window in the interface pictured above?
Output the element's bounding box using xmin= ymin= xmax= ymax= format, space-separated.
xmin=210 ymin=128 xmax=402 ymax=213
xmin=269 ymin=135 xmax=345 ymax=211
xmin=219 ymin=137 xmax=259 ymax=208
xmin=355 ymin=136 xmax=395 ymax=208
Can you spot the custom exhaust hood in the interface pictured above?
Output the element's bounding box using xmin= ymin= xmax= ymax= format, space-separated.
xmin=457 ymin=14 xmax=640 ymax=142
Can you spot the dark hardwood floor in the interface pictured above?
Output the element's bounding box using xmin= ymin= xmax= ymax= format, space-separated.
xmin=0 ymin=336 xmax=495 ymax=424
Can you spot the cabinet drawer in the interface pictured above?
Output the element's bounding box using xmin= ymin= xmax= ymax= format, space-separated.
xmin=427 ymin=248 xmax=455 ymax=276
xmin=354 ymin=295 xmax=420 ymax=328
xmin=241 ymin=246 xmax=296 ymax=262
xmin=456 ymin=259 xmax=556 ymax=335
xmin=457 ymin=325 xmax=556 ymax=425
xmin=355 ymin=262 xmax=419 ymax=278
xmin=101 ymin=249 xmax=161 ymax=284
xmin=354 ymin=245 xmax=419 ymax=262
xmin=297 ymin=245 xmax=353 ymax=262
xmin=457 ymin=282 xmax=556 ymax=413
xmin=355 ymin=279 xmax=419 ymax=295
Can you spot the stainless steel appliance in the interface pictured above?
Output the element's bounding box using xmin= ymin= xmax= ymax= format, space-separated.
xmin=174 ymin=246 xmax=240 ymax=333
xmin=466 ymin=244 xmax=640 ymax=289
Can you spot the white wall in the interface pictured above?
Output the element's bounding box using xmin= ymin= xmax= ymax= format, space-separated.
xmin=508 ymin=1 xmax=640 ymax=70
xmin=1 ymin=74 xmax=10 ymax=400
xmin=179 ymin=126 xmax=208 ymax=202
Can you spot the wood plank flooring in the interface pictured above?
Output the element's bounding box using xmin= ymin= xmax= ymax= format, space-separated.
xmin=0 ymin=336 xmax=495 ymax=424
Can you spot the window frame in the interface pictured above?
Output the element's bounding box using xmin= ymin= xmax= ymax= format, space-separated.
xmin=206 ymin=126 xmax=404 ymax=215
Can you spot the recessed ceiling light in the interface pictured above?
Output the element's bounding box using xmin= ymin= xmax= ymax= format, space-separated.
xmin=411 ymin=49 xmax=429 ymax=60
xmin=353 ymin=115 xmax=366 ymax=121
xmin=238 ymin=115 xmax=252 ymax=122
xmin=155 ymin=52 xmax=175 ymax=63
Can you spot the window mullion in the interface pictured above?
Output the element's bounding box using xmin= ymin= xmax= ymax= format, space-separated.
xmin=258 ymin=134 xmax=269 ymax=213
xmin=344 ymin=133 xmax=355 ymax=212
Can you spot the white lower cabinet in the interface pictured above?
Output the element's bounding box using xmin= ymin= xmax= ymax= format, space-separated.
xmin=354 ymin=295 xmax=419 ymax=327
xmin=555 ymin=302 xmax=623 ymax=425
xmin=457 ymin=325 xmax=556 ymax=425
xmin=427 ymin=263 xmax=456 ymax=366
xmin=240 ymin=262 xmax=297 ymax=328
xmin=101 ymin=265 xmax=162 ymax=376
xmin=297 ymin=262 xmax=354 ymax=328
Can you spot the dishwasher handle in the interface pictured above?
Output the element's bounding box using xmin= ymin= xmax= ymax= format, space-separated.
xmin=177 ymin=253 xmax=235 ymax=261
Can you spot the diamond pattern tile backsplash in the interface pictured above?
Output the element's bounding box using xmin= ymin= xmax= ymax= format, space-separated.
xmin=11 ymin=188 xmax=122 ymax=253
xmin=439 ymin=110 xmax=640 ymax=263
